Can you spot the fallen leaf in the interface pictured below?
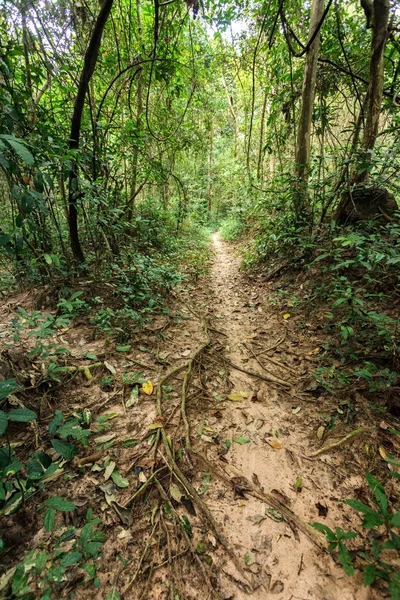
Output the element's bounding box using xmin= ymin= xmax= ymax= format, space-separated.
xmin=104 ymin=361 xmax=116 ymax=375
xmin=138 ymin=471 xmax=147 ymax=483
xmin=316 ymin=502 xmax=328 ymax=517
xmin=181 ymin=349 xmax=191 ymax=357
xmin=228 ymin=392 xmax=244 ymax=401
xmin=294 ymin=476 xmax=303 ymax=493
xmin=283 ymin=313 xmax=291 ymax=320
xmin=104 ymin=461 xmax=116 ymax=481
xmin=316 ymin=425 xmax=325 ymax=440
xmin=201 ymin=434 xmax=214 ymax=443
xmin=95 ymin=432 xmax=116 ymax=444
xmin=116 ymin=345 xmax=131 ymax=353
xmin=170 ymin=483 xmax=183 ymax=503
xmin=292 ymin=406 xmax=301 ymax=414
xmin=142 ymin=380 xmax=153 ymax=395
xmin=244 ymin=551 xmax=255 ymax=566
xmin=266 ymin=438 xmax=282 ymax=450
xmin=112 ymin=502 xmax=133 ymax=526
xmin=233 ymin=436 xmax=251 ymax=445
xmin=159 ymin=352 xmax=170 ymax=360
xmin=126 ymin=387 xmax=139 ymax=407
xmin=111 ymin=471 xmax=129 ymax=488
xmin=248 ymin=513 xmax=267 ymax=525
xmin=148 ymin=422 xmax=163 ymax=430
xmin=379 ymin=446 xmax=388 ymax=460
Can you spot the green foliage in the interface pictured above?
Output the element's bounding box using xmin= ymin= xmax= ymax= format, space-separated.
xmin=312 ymin=472 xmax=400 ymax=597
xmin=9 ymin=508 xmax=107 ymax=598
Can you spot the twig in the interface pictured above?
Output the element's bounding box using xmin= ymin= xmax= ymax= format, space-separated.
xmin=308 ymin=428 xmax=369 ymax=458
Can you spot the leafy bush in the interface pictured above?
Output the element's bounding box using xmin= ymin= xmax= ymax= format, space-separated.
xmin=312 ymin=472 xmax=400 ymax=598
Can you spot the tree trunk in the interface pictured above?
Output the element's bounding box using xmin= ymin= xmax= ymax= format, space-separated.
xmin=68 ymin=0 xmax=114 ymax=264
xmin=257 ymin=91 xmax=268 ymax=182
xmin=355 ymin=0 xmax=390 ymax=182
xmin=127 ymin=0 xmax=144 ymax=220
xmin=293 ymin=0 xmax=324 ymax=217
xmin=207 ymin=120 xmax=214 ymax=214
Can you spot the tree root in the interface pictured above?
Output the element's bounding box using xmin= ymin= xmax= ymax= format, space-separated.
xmin=308 ymin=428 xmax=369 ymax=458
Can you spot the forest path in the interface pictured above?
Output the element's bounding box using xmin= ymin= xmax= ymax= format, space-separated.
xmin=186 ymin=232 xmax=373 ymax=600
xmin=0 ymin=235 xmax=379 ymax=600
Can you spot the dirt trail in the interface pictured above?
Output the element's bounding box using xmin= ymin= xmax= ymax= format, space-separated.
xmin=194 ymin=232 xmax=372 ymax=600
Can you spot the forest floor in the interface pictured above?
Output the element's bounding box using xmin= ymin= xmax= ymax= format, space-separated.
xmin=1 ymin=233 xmax=396 ymax=599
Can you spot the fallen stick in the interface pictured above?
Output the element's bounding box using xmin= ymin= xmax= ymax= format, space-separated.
xmin=308 ymin=428 xmax=369 ymax=458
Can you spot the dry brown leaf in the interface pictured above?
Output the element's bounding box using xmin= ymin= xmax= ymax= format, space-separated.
xmin=266 ymin=438 xmax=282 ymax=450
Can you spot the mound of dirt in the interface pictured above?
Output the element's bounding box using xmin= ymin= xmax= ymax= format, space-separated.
xmin=335 ymin=185 xmax=398 ymax=224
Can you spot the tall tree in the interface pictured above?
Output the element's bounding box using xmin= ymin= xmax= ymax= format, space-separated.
xmin=293 ymin=0 xmax=325 ymax=218
xmin=68 ymin=0 xmax=114 ymax=264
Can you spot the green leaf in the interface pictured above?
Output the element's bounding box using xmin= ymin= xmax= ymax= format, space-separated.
xmin=49 ymin=410 xmax=64 ymax=435
xmin=181 ymin=515 xmax=192 ymax=539
xmin=338 ymin=542 xmax=354 ymax=576
xmin=46 ymin=496 xmax=76 ymax=512
xmin=105 ymin=588 xmax=121 ymax=600
xmin=121 ymin=439 xmax=137 ymax=448
xmin=1 ymin=135 xmax=34 ymax=165
xmin=363 ymin=564 xmax=376 ymax=586
xmin=116 ymin=345 xmax=131 ymax=352
xmin=0 ymin=378 xmax=19 ymax=400
xmin=60 ymin=551 xmax=82 ymax=567
xmin=0 ymin=411 xmax=8 ymax=436
xmin=51 ymin=439 xmax=77 ymax=459
xmin=7 ymin=408 xmax=37 ymax=422
xmin=232 ymin=436 xmax=250 ymax=444
xmin=365 ymin=472 xmax=387 ymax=514
xmin=391 ymin=512 xmax=400 ymax=527
xmin=79 ymin=523 xmax=93 ymax=547
xmin=111 ymin=471 xmax=129 ymax=488
xmin=345 ymin=499 xmax=385 ymax=527
xmin=44 ymin=507 xmax=55 ymax=532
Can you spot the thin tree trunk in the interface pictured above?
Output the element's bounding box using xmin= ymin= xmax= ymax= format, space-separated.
xmin=257 ymin=91 xmax=268 ymax=182
xmin=354 ymin=0 xmax=390 ymax=183
xmin=207 ymin=120 xmax=214 ymax=214
xmin=127 ymin=0 xmax=144 ymax=220
xmin=294 ymin=0 xmax=325 ymax=217
xmin=68 ymin=0 xmax=114 ymax=264
xmin=222 ymin=72 xmax=239 ymax=157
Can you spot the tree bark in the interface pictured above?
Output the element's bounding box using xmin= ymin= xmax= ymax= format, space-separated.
xmin=294 ymin=0 xmax=324 ymax=217
xmin=68 ymin=0 xmax=114 ymax=264
xmin=354 ymin=0 xmax=390 ymax=182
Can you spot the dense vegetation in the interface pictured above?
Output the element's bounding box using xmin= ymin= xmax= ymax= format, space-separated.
xmin=0 ymin=0 xmax=399 ymax=597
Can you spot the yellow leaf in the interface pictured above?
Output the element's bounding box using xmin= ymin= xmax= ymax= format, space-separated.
xmin=228 ymin=392 xmax=243 ymax=401
xmin=142 ymin=380 xmax=153 ymax=395
xmin=316 ymin=425 xmax=325 ymax=440
xmin=283 ymin=313 xmax=291 ymax=320
xmin=267 ymin=439 xmax=282 ymax=450
xmin=379 ymin=446 xmax=388 ymax=460
xmin=148 ymin=422 xmax=163 ymax=430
